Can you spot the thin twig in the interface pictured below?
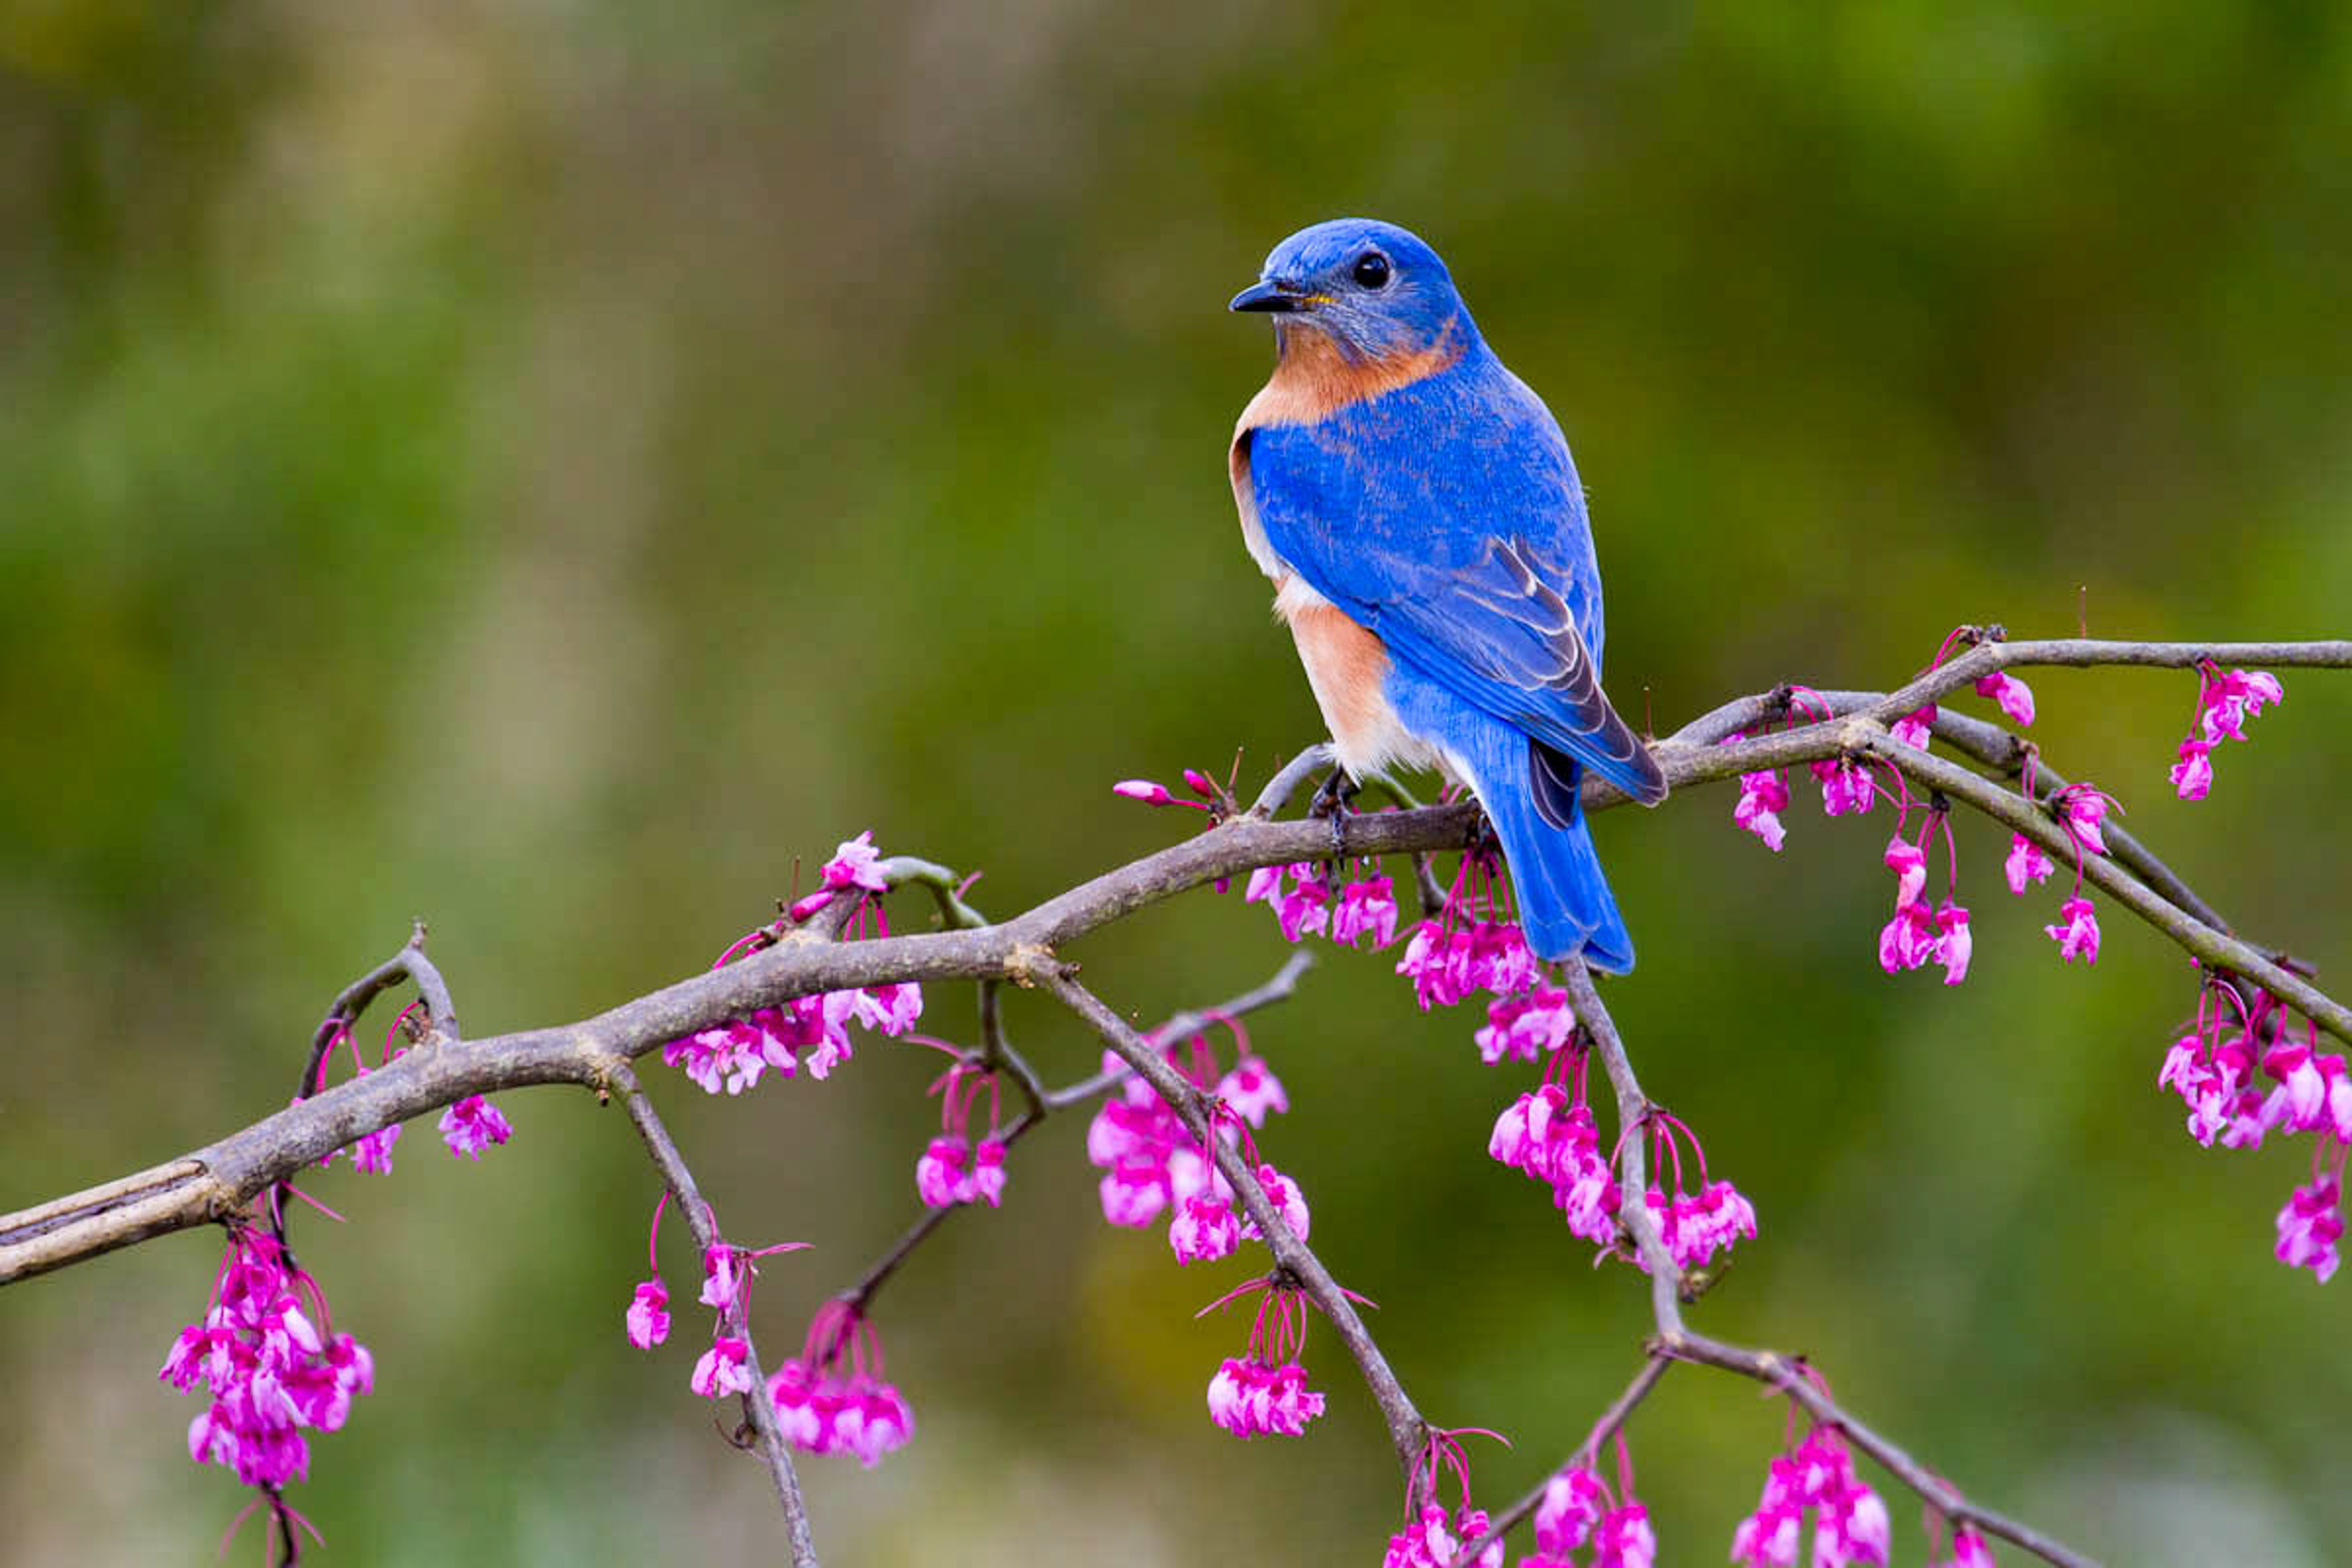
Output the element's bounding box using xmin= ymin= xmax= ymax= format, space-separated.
xmin=1042 ymin=968 xmax=1430 ymax=1479
xmin=606 ymin=1060 xmax=820 ymax=1568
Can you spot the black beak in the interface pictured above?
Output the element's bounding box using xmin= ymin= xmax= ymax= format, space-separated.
xmin=1230 ymin=278 xmax=1309 ymax=313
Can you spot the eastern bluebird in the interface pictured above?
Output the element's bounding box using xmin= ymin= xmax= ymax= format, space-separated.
xmin=1228 ymin=218 xmax=1666 ymax=971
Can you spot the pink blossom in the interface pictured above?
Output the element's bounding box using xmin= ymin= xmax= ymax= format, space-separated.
xmin=1649 ymin=1178 xmax=1758 ymax=1272
xmin=766 ymin=1307 xmax=917 ymax=1467
xmin=1535 ymin=1464 xmax=1610 ymax=1555
xmin=1216 ymin=1056 xmax=1290 ymax=1125
xmin=1734 ymin=767 xmax=1791 ymax=852
xmin=690 ymin=1336 xmax=757 ymax=1397
xmin=2169 ymin=738 xmax=2214 ymax=801
xmin=162 ymin=1228 xmax=373 ymax=1493
xmin=1811 ymin=758 xmax=1876 ymax=816
xmin=1275 ymin=864 xmax=1333 ymax=940
xmin=352 ymin=1120 xmax=402 ymax=1175
xmin=1731 ymin=1456 xmax=1805 ymax=1566
xmin=623 ymin=1278 xmax=671 ymax=1348
xmin=2044 ymin=897 xmax=2101 ymax=964
xmin=1242 ymin=1163 xmax=1311 ymax=1242
xmin=854 ymin=980 xmax=924 ymax=1037
xmin=1933 ymin=1529 xmax=1998 ymax=1568
xmin=915 ymin=1136 xmax=969 ymax=1208
xmin=699 ymin=1244 xmax=749 ymax=1311
xmin=1936 ymin=900 xmax=1972 ymax=985
xmin=1592 ymin=1502 xmax=1657 ymax=1568
xmin=1889 ymin=704 xmax=1937 ymax=750
xmin=2275 ymin=1176 xmax=2342 ymax=1282
xmin=438 ymin=1095 xmax=513 ymax=1158
xmin=967 ymin=1138 xmax=1007 ymax=1207
xmin=1112 ymin=778 xmax=1175 ymax=805
xmin=2257 ymin=1042 xmax=2330 ymax=1135
xmin=1244 ymin=863 xmax=1289 ymax=906
xmin=1099 ymin=1161 xmax=1169 ymax=1227
xmin=1878 ymin=903 xmax=1939 ymax=974
xmin=820 ymin=830 xmax=889 ymax=893
xmin=1331 ymin=874 xmax=1401 ymax=948
xmin=1974 ymin=670 xmax=2036 ymax=727
xmin=2058 ymin=789 xmax=2110 ymax=856
xmin=1474 ymin=985 xmax=1577 ymax=1065
xmin=1883 ymin=835 xmax=1927 ymax=910
xmin=2002 ymin=833 xmax=2053 ymax=894
xmin=1169 ymin=1193 xmax=1242 ymax=1264
xmin=2199 ymin=667 xmax=2284 ymax=742
xmin=1205 ymin=1356 xmax=1326 ymax=1438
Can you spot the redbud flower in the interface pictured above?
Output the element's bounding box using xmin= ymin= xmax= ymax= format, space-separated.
xmin=1112 ymin=779 xmax=1176 ymax=805
xmin=1170 ymin=1193 xmax=1243 ymax=1264
xmin=1811 ymin=758 xmax=1876 ymax=817
xmin=626 ymin=1280 xmax=670 ymax=1349
xmin=439 ymin=1095 xmax=513 ymax=1158
xmin=2003 ymin=833 xmax=2053 ymax=894
xmin=914 ymin=1136 xmax=969 ymax=1208
xmin=820 ymin=830 xmax=889 ymax=894
xmin=1474 ymin=984 xmax=1577 ymax=1065
xmin=1878 ymin=904 xmax=1939 ymax=974
xmin=2044 ymin=896 xmax=2101 ymax=964
xmin=2056 ymin=788 xmax=2111 ymax=856
xmin=2275 ymin=1175 xmax=2343 ymax=1283
xmin=1216 ymin=1055 xmax=1290 ymax=1125
xmin=1721 ymin=734 xmax=1792 ymax=851
xmin=352 ymin=1120 xmax=402 ymax=1175
xmin=2169 ymin=738 xmax=2214 ymax=801
xmin=1592 ymin=1501 xmax=1658 ymax=1568
xmin=1888 ymin=704 xmax=1936 ymax=750
xmin=968 ymin=1138 xmax=1007 ymax=1207
xmin=2198 ymin=666 xmax=2284 ymax=742
xmin=1974 ymin=670 xmax=2036 ymax=727
xmin=1883 ymin=835 xmax=1927 ymax=910
xmin=767 ymin=1301 xmax=915 ymax=1466
xmin=1331 ymin=873 xmax=1401 ymax=948
xmin=1241 ymin=1162 xmax=1311 ymax=1242
xmin=1535 ymin=1464 xmax=1610 ymax=1555
xmin=1935 ymin=900 xmax=1972 ymax=985
xmin=690 ymin=1336 xmax=757 ymax=1398
xmin=161 ymin=1227 xmax=373 ymax=1495
xmin=1933 ymin=1528 xmax=1998 ymax=1567
xmin=1200 ymin=1278 xmax=1329 ymax=1440
xmin=854 ymin=980 xmax=924 ymax=1037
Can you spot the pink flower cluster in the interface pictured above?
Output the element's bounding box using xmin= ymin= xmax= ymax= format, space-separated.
xmin=1395 ymin=856 xmax=1537 ymax=1011
xmin=1247 ymin=858 xmax=1401 ymax=948
xmin=1631 ymin=1111 xmax=1757 ymax=1275
xmin=913 ymin=1054 xmax=1009 ymax=1207
xmin=767 ymin=1299 xmax=914 ymax=1467
xmin=1489 ymin=1041 xmax=1618 ymax=1246
xmin=661 ymin=832 xmax=925 ymax=1096
xmin=1877 ymin=823 xmax=1971 ymax=985
xmin=439 ymin=1095 xmax=514 ymax=1157
xmin=1201 ymin=1277 xmax=1328 ymax=1439
xmin=1521 ymin=1451 xmax=1656 ymax=1568
xmin=2170 ymin=663 xmax=2283 ymax=800
xmin=1932 ymin=1528 xmax=1998 ymax=1567
xmin=1730 ymin=1423 xmax=1890 ymax=1568
xmin=1205 ymin=1356 xmax=1326 ymax=1439
xmin=160 ymin=1227 xmax=373 ymax=1494
xmin=2160 ymin=981 xmax=2352 ymax=1281
xmin=1086 ymin=1014 xmax=1301 ymax=1265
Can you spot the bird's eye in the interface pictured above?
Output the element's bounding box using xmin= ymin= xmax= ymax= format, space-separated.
xmin=1351 ymin=252 xmax=1392 ymax=289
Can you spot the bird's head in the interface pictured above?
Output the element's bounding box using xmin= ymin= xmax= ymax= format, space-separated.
xmin=1229 ymin=219 xmax=1471 ymax=361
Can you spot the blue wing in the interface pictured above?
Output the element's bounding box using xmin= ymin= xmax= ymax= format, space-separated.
xmin=1242 ymin=352 xmax=1667 ymax=805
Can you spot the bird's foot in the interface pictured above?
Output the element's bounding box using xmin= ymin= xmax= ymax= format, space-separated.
xmin=1307 ymin=767 xmax=1361 ymax=860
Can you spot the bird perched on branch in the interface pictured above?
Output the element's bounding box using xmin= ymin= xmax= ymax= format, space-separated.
xmin=1227 ymin=218 xmax=1666 ymax=970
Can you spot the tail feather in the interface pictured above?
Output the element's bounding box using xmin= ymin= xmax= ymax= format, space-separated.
xmin=1396 ymin=680 xmax=1636 ymax=971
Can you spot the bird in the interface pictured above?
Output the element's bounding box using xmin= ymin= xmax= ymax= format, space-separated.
xmin=1226 ymin=218 xmax=1667 ymax=971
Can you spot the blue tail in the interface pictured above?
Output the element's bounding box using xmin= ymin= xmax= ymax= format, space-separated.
xmin=1392 ymin=675 xmax=1636 ymax=971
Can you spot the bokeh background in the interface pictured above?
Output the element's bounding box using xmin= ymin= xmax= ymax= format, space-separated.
xmin=3 ymin=3 xmax=2348 ymax=1562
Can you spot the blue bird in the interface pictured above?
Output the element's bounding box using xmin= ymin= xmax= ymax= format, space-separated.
xmin=1227 ymin=218 xmax=1667 ymax=970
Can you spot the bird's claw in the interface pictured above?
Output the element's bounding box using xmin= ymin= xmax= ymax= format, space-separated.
xmin=1308 ymin=767 xmax=1361 ymax=860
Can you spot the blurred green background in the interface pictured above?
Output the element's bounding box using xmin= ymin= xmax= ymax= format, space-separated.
xmin=3 ymin=2 xmax=2347 ymax=1562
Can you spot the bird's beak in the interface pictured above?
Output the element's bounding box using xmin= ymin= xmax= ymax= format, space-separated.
xmin=1230 ymin=277 xmax=1312 ymax=314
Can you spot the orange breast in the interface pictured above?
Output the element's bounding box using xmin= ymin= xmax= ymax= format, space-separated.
xmin=1283 ymin=593 xmax=1396 ymax=768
